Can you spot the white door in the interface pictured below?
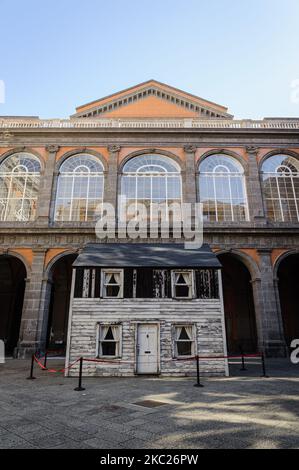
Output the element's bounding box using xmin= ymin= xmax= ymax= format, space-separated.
xmin=137 ymin=324 xmax=159 ymax=374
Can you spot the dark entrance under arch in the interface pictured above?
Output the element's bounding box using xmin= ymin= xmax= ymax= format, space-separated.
xmin=218 ymin=254 xmax=257 ymax=354
xmin=278 ymin=254 xmax=299 ymax=350
xmin=46 ymin=254 xmax=77 ymax=354
xmin=0 ymin=255 xmax=26 ymax=355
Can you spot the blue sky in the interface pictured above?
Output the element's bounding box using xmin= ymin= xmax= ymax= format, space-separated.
xmin=0 ymin=0 xmax=299 ymax=119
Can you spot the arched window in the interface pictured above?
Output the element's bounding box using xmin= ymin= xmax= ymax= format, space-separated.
xmin=121 ymin=154 xmax=182 ymax=219
xmin=0 ymin=153 xmax=41 ymax=221
xmin=54 ymin=154 xmax=104 ymax=221
xmin=198 ymin=154 xmax=249 ymax=222
xmin=261 ymin=154 xmax=299 ymax=222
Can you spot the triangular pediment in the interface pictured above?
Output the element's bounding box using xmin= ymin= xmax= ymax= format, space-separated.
xmin=72 ymin=80 xmax=232 ymax=119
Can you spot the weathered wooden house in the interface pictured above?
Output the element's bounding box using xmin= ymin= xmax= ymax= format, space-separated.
xmin=66 ymin=243 xmax=228 ymax=376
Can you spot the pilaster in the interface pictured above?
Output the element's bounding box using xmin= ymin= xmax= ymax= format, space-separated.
xmin=104 ymin=145 xmax=121 ymax=210
xmin=253 ymin=249 xmax=287 ymax=356
xmin=183 ymin=145 xmax=197 ymax=204
xmin=245 ymin=146 xmax=266 ymax=223
xmin=17 ymin=248 xmax=47 ymax=357
xmin=36 ymin=145 xmax=60 ymax=225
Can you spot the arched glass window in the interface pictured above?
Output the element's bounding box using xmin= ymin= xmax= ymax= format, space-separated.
xmin=121 ymin=154 xmax=182 ymax=219
xmin=54 ymin=154 xmax=104 ymax=221
xmin=198 ymin=155 xmax=249 ymax=222
xmin=0 ymin=153 xmax=41 ymax=221
xmin=261 ymin=154 xmax=299 ymax=222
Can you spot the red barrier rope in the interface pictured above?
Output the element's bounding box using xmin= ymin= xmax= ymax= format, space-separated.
xmin=32 ymin=352 xmax=263 ymax=374
xmin=34 ymin=355 xmax=80 ymax=373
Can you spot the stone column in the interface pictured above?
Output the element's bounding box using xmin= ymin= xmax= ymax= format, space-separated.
xmin=245 ymin=146 xmax=266 ymax=222
xmin=104 ymin=145 xmax=121 ymax=209
xmin=252 ymin=249 xmax=287 ymax=356
xmin=17 ymin=248 xmax=47 ymax=357
xmin=36 ymin=145 xmax=60 ymax=224
xmin=183 ymin=145 xmax=197 ymax=204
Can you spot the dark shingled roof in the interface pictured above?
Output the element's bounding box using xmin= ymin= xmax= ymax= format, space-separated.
xmin=73 ymin=243 xmax=221 ymax=269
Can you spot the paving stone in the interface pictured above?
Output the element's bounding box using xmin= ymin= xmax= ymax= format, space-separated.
xmin=0 ymin=358 xmax=298 ymax=449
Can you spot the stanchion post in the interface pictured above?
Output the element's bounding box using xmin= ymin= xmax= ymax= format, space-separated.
xmin=261 ymin=352 xmax=269 ymax=378
xmin=43 ymin=351 xmax=48 ymax=371
xmin=240 ymin=347 xmax=247 ymax=371
xmin=194 ymin=355 xmax=204 ymax=388
xmin=74 ymin=357 xmax=85 ymax=391
xmin=27 ymin=353 xmax=36 ymax=380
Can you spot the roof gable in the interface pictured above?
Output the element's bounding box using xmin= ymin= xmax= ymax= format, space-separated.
xmin=72 ymin=80 xmax=233 ymax=119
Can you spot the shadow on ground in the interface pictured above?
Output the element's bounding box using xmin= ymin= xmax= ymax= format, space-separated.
xmin=0 ymin=358 xmax=298 ymax=449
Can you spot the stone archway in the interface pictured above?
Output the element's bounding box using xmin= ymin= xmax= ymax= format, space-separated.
xmin=0 ymin=255 xmax=26 ymax=355
xmin=218 ymin=253 xmax=258 ymax=354
xmin=277 ymin=253 xmax=299 ymax=350
xmin=46 ymin=254 xmax=77 ymax=354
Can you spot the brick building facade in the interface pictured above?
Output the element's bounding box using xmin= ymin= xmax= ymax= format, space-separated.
xmin=0 ymin=80 xmax=298 ymax=365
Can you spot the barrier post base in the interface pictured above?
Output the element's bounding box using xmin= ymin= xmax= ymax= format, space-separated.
xmin=194 ymin=383 xmax=204 ymax=388
xmin=74 ymin=386 xmax=85 ymax=391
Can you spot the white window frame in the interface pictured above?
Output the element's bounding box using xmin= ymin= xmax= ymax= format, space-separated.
xmin=262 ymin=160 xmax=299 ymax=222
xmin=198 ymin=155 xmax=249 ymax=222
xmin=54 ymin=154 xmax=104 ymax=222
xmin=101 ymin=269 xmax=124 ymax=299
xmin=171 ymin=270 xmax=195 ymax=299
xmin=97 ymin=323 xmax=122 ymax=358
xmin=121 ymin=154 xmax=182 ymax=221
xmin=173 ymin=324 xmax=196 ymax=358
xmin=0 ymin=153 xmax=41 ymax=222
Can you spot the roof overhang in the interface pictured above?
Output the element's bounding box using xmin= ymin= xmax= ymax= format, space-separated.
xmin=73 ymin=243 xmax=222 ymax=269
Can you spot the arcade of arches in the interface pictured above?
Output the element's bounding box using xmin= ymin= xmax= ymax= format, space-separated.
xmin=46 ymin=254 xmax=77 ymax=352
xmin=218 ymin=253 xmax=258 ymax=354
xmin=277 ymin=254 xmax=299 ymax=351
xmin=0 ymin=255 xmax=26 ymax=355
xmin=0 ymin=251 xmax=298 ymax=357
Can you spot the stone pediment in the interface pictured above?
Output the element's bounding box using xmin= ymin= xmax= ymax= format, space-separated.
xmin=72 ymin=80 xmax=233 ymax=119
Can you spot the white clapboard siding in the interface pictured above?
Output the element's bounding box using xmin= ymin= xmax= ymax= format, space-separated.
xmin=67 ymin=298 xmax=227 ymax=377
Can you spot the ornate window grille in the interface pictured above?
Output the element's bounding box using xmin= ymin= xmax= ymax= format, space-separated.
xmin=54 ymin=154 xmax=104 ymax=221
xmin=261 ymin=155 xmax=299 ymax=222
xmin=0 ymin=153 xmax=41 ymax=221
xmin=198 ymin=155 xmax=249 ymax=222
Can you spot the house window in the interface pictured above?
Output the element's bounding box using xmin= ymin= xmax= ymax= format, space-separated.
xmin=174 ymin=325 xmax=195 ymax=357
xmin=172 ymin=270 xmax=194 ymax=299
xmin=98 ymin=324 xmax=121 ymax=357
xmin=101 ymin=270 xmax=124 ymax=298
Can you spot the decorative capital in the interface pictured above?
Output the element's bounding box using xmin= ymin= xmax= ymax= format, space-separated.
xmin=0 ymin=130 xmax=13 ymax=142
xmin=184 ymin=145 xmax=197 ymax=153
xmin=108 ymin=145 xmax=121 ymax=153
xmin=246 ymin=146 xmax=259 ymax=155
xmin=46 ymin=145 xmax=60 ymax=153
xmin=13 ymin=146 xmax=26 ymax=153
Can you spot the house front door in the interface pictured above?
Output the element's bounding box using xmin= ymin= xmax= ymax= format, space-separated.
xmin=136 ymin=324 xmax=159 ymax=374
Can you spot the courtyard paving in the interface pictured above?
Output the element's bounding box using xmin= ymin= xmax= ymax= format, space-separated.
xmin=0 ymin=358 xmax=298 ymax=449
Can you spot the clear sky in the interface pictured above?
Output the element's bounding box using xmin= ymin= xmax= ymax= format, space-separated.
xmin=0 ymin=0 xmax=299 ymax=119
